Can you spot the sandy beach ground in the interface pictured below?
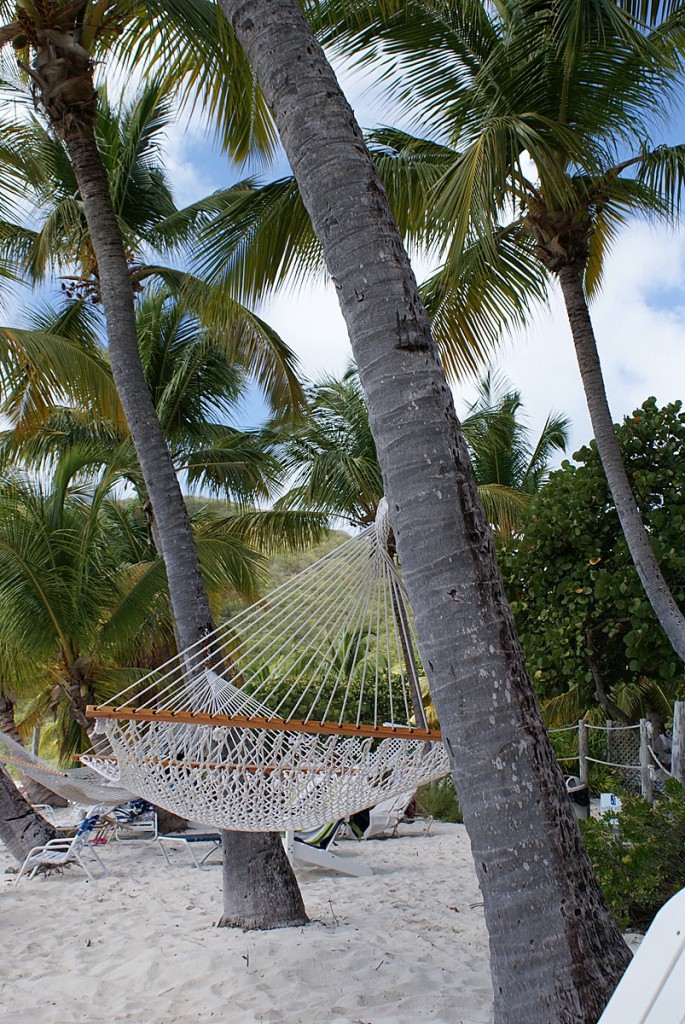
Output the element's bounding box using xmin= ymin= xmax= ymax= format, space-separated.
xmin=0 ymin=821 xmax=493 ymax=1024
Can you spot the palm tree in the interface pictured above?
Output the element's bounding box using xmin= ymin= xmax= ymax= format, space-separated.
xmin=301 ymin=0 xmax=685 ymax=662
xmin=0 ymin=80 xmax=178 ymax=290
xmin=277 ymin=369 xmax=384 ymax=528
xmin=0 ymin=78 xmax=304 ymax=416
xmin=0 ymin=467 xmax=269 ymax=750
xmin=0 ymin=290 xmax=328 ymax=561
xmin=461 ymin=369 xmax=569 ymax=537
xmin=0 ymin=464 xmax=267 ymax=859
xmin=0 ymin=468 xmax=166 ymax=861
xmin=278 ymin=366 xmax=568 ymax=538
xmin=200 ymin=0 xmax=685 ymax=663
xmin=220 ymin=2 xmax=630 ymax=1018
xmin=0 ymin=5 xmax=306 ymax=927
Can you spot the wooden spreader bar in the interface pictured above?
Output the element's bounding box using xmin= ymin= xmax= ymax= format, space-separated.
xmin=86 ymin=705 xmax=442 ymax=743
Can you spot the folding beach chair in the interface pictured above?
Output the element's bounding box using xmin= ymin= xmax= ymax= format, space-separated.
xmin=158 ymin=832 xmax=222 ymax=868
xmin=33 ymin=803 xmax=89 ymax=833
xmin=14 ymin=814 xmax=108 ymax=883
xmin=283 ymin=821 xmax=373 ymax=877
xmin=345 ymin=791 xmax=433 ymax=840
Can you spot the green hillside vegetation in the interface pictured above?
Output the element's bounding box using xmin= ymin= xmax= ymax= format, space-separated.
xmin=265 ymin=530 xmax=351 ymax=590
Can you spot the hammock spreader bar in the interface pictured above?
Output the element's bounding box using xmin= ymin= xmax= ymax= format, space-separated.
xmin=86 ymin=704 xmax=442 ymax=742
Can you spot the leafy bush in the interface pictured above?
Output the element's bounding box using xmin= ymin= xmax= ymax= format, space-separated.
xmin=582 ymin=781 xmax=685 ymax=930
xmin=499 ymin=398 xmax=685 ymax=720
xmin=417 ymin=776 xmax=462 ymax=822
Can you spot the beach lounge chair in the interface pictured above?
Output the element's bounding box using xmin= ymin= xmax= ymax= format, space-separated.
xmin=597 ymin=887 xmax=685 ymax=1024
xmin=157 ymin=832 xmax=222 ymax=868
xmin=283 ymin=821 xmax=373 ymax=877
xmin=14 ymin=814 xmax=108 ymax=883
xmin=113 ymin=800 xmax=158 ymax=842
xmin=33 ymin=802 xmax=89 ymax=833
xmin=352 ymin=791 xmax=425 ymax=839
xmin=345 ymin=791 xmax=433 ymax=840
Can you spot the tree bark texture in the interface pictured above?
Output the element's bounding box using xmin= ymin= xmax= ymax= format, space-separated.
xmin=29 ymin=42 xmax=304 ymax=928
xmin=222 ymin=2 xmax=631 ymax=1019
xmin=558 ymin=264 xmax=685 ymax=663
xmin=219 ymin=830 xmax=308 ymax=929
xmin=0 ymin=697 xmax=22 ymax=746
xmin=57 ymin=119 xmax=217 ymax=657
xmin=0 ymin=765 xmax=55 ymax=863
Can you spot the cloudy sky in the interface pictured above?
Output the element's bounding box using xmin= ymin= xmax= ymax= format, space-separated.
xmin=157 ymin=45 xmax=685 ymax=463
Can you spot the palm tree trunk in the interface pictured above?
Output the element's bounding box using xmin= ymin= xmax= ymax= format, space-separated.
xmin=219 ymin=830 xmax=308 ymax=928
xmin=558 ymin=264 xmax=685 ymax=662
xmin=0 ymin=764 xmax=55 ymax=863
xmin=0 ymin=696 xmax=22 ymax=745
xmin=28 ymin=44 xmax=305 ymax=929
xmin=222 ymin=2 xmax=631 ymax=1019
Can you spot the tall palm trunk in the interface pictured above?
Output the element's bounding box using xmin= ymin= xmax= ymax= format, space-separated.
xmin=222 ymin=1 xmax=631 ymax=1019
xmin=0 ymin=765 xmax=55 ymax=862
xmin=0 ymin=696 xmax=21 ymax=745
xmin=558 ymin=264 xmax=685 ymax=661
xmin=27 ymin=35 xmax=306 ymax=930
xmin=65 ymin=658 xmax=99 ymax=739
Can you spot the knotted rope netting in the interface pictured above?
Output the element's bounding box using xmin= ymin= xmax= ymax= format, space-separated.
xmin=85 ymin=500 xmax=450 ymax=831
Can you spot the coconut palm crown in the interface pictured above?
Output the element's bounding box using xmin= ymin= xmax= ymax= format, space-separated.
xmin=278 ymin=365 xmax=568 ymax=539
xmin=326 ymin=0 xmax=685 ymax=657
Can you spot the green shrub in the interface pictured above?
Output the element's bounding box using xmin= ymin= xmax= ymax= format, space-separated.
xmin=582 ymin=780 xmax=685 ymax=930
xmin=417 ymin=776 xmax=462 ymax=822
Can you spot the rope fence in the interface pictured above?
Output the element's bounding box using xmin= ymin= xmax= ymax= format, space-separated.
xmin=548 ymin=701 xmax=685 ymax=803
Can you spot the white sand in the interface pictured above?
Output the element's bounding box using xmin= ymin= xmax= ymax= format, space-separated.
xmin=0 ymin=822 xmax=493 ymax=1024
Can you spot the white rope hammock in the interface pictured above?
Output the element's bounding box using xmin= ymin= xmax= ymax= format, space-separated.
xmin=85 ymin=500 xmax=450 ymax=831
xmin=0 ymin=731 xmax=136 ymax=807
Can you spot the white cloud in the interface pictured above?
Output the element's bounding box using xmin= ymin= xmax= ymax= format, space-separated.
xmin=258 ymin=279 xmax=352 ymax=382
xmin=163 ymin=118 xmax=228 ymax=208
xmin=490 ymin=222 xmax=685 ymax=457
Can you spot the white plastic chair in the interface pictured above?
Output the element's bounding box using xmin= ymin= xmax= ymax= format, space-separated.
xmin=158 ymin=832 xmax=222 ymax=868
xmin=283 ymin=822 xmax=373 ymax=877
xmin=33 ymin=803 xmax=88 ymax=832
xmin=114 ymin=808 xmax=158 ymax=842
xmin=598 ymin=887 xmax=685 ymax=1024
xmin=14 ymin=820 xmax=108 ymax=883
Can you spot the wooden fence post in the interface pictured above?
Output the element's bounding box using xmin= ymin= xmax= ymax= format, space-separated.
xmin=578 ymin=720 xmax=589 ymax=786
xmin=672 ymin=701 xmax=685 ymax=787
xmin=639 ymin=718 xmax=654 ymax=803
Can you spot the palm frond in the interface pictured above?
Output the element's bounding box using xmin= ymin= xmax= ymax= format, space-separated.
xmin=190 ymin=177 xmax=324 ymax=304
xmin=121 ymin=0 xmax=278 ymax=162
xmin=420 ymin=226 xmax=550 ymax=380
xmin=182 ymin=427 xmax=281 ymax=503
xmin=0 ymin=321 xmax=122 ymax=432
xmin=541 ymin=684 xmax=584 ymax=728
xmin=476 ymin=482 xmax=532 ymax=538
xmin=207 ymin=507 xmax=330 ymax=554
xmin=635 ymin=142 xmax=685 ymax=216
